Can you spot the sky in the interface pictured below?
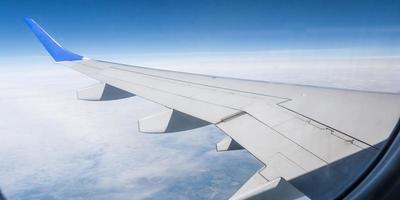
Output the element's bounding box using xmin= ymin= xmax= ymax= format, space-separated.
xmin=0 ymin=0 xmax=400 ymax=58
xmin=0 ymin=1 xmax=400 ymax=199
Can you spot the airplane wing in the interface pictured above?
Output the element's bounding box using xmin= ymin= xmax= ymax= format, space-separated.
xmin=25 ymin=18 xmax=400 ymax=200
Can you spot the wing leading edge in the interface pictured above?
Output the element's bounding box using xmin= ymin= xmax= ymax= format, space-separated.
xmin=25 ymin=18 xmax=400 ymax=199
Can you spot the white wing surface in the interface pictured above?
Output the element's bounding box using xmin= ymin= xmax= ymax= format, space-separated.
xmin=25 ymin=18 xmax=400 ymax=199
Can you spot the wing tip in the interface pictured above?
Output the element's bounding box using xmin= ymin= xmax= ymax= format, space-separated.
xmin=24 ymin=17 xmax=83 ymax=62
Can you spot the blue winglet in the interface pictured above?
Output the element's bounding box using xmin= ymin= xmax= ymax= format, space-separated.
xmin=24 ymin=18 xmax=83 ymax=62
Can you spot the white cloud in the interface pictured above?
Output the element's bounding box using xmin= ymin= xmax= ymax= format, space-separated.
xmin=0 ymin=54 xmax=398 ymax=199
xmin=0 ymin=64 xmax=260 ymax=200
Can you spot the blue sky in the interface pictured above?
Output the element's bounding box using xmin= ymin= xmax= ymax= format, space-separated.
xmin=1 ymin=0 xmax=400 ymax=58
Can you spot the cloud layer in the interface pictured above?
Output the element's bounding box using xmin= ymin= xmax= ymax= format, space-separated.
xmin=0 ymin=66 xmax=260 ymax=199
xmin=0 ymin=55 xmax=398 ymax=199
